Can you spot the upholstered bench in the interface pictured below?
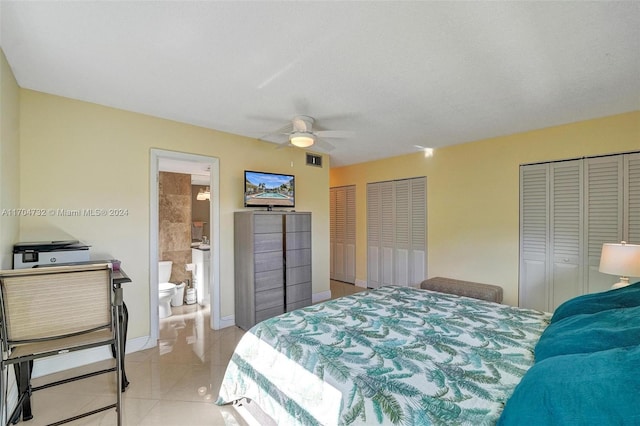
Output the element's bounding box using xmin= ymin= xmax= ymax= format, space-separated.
xmin=420 ymin=277 xmax=503 ymax=304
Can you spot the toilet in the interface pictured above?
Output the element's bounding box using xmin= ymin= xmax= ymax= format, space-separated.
xmin=159 ymin=261 xmax=177 ymax=319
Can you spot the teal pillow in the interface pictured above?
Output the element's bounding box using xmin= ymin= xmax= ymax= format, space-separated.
xmin=550 ymin=281 xmax=640 ymax=323
xmin=535 ymin=305 xmax=640 ymax=362
xmin=498 ymin=346 xmax=640 ymax=426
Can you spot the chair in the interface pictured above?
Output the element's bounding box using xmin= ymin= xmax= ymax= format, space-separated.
xmin=0 ymin=264 xmax=122 ymax=425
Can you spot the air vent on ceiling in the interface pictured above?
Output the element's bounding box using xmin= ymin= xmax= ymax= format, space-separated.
xmin=306 ymin=153 xmax=323 ymax=168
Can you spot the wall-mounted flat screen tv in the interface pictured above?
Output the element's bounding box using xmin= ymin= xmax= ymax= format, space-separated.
xmin=244 ymin=170 xmax=295 ymax=208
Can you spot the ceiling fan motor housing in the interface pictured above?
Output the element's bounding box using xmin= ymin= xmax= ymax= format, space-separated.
xmin=293 ymin=115 xmax=314 ymax=132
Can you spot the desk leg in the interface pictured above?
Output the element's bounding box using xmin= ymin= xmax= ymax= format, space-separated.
xmin=11 ymin=360 xmax=33 ymax=424
xmin=119 ymin=302 xmax=129 ymax=390
xmin=113 ymin=285 xmax=124 ymax=426
xmin=110 ymin=301 xmax=129 ymax=391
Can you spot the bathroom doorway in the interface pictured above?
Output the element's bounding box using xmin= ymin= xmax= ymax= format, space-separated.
xmin=150 ymin=149 xmax=221 ymax=343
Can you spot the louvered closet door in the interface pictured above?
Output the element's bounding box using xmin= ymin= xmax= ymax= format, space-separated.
xmin=344 ymin=186 xmax=356 ymax=283
xmin=409 ymin=177 xmax=427 ymax=285
xmin=329 ymin=186 xmax=356 ymax=283
xmin=519 ymin=164 xmax=549 ymax=311
xmin=332 ymin=187 xmax=346 ymax=281
xmin=389 ymin=177 xmax=429 ymax=286
xmin=367 ymin=178 xmax=427 ymax=289
xmin=550 ymin=160 xmax=583 ymax=310
xmin=367 ymin=183 xmax=382 ymax=288
xmin=520 ymin=152 xmax=640 ymax=312
xmin=625 ymin=153 xmax=640 ymax=245
xmin=584 ymin=156 xmax=623 ymax=293
xmin=380 ymin=181 xmax=396 ymax=287
xmin=329 ymin=188 xmax=336 ymax=279
xmin=394 ymin=180 xmax=411 ymax=286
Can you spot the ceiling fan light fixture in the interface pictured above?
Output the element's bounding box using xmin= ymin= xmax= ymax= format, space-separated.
xmin=290 ymin=133 xmax=315 ymax=148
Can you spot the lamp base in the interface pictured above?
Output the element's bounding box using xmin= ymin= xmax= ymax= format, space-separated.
xmin=611 ymin=277 xmax=631 ymax=289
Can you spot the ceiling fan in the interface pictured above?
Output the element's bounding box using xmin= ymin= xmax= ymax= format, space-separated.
xmin=260 ymin=115 xmax=353 ymax=152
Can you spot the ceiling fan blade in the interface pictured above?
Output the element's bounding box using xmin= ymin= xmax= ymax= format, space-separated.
xmin=314 ymin=137 xmax=335 ymax=152
xmin=270 ymin=122 xmax=294 ymax=136
xmin=259 ymin=122 xmax=293 ymax=142
xmin=314 ymin=130 xmax=354 ymax=139
xmin=259 ymin=132 xmax=289 ymax=144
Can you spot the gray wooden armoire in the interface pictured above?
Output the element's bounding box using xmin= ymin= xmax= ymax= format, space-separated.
xmin=234 ymin=211 xmax=312 ymax=330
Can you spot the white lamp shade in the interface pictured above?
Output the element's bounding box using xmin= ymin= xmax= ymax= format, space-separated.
xmin=599 ymin=242 xmax=640 ymax=277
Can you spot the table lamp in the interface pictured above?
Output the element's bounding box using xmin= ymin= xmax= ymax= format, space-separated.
xmin=599 ymin=241 xmax=640 ymax=289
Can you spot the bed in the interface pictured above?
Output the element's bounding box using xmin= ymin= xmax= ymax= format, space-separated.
xmin=217 ymin=283 xmax=640 ymax=425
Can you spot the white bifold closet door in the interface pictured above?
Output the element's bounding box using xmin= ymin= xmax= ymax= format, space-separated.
xmin=625 ymin=153 xmax=640 ymax=246
xmin=519 ymin=152 xmax=640 ymax=312
xmin=367 ymin=177 xmax=427 ymax=289
xmin=584 ymin=156 xmax=623 ymax=294
xmin=330 ymin=185 xmax=356 ymax=283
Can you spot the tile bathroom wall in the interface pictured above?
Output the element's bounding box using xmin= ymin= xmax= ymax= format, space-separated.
xmin=159 ymin=172 xmax=192 ymax=284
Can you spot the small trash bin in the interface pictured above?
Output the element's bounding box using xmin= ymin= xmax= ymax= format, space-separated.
xmin=185 ymin=287 xmax=197 ymax=305
xmin=171 ymin=282 xmax=186 ymax=307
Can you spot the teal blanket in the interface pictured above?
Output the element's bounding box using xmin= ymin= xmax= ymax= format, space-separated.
xmin=550 ymin=280 xmax=640 ymax=323
xmin=499 ymin=345 xmax=640 ymax=425
xmin=217 ymin=286 xmax=549 ymax=425
xmin=536 ymin=305 xmax=640 ymax=361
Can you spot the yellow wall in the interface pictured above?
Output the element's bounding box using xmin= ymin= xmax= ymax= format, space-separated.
xmin=0 ymin=49 xmax=21 ymax=270
xmin=331 ymin=111 xmax=640 ymax=306
xmin=18 ymin=89 xmax=330 ymax=339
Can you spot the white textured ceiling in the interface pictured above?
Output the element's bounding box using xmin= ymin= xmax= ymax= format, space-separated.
xmin=1 ymin=1 xmax=639 ymax=167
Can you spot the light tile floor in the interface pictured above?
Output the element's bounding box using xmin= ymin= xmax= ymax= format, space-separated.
xmin=22 ymin=280 xmax=365 ymax=425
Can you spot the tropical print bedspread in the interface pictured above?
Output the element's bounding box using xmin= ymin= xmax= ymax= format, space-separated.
xmin=217 ymin=286 xmax=549 ymax=425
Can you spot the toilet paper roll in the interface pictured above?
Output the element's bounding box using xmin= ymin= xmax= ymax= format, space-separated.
xmin=185 ymin=263 xmax=195 ymax=272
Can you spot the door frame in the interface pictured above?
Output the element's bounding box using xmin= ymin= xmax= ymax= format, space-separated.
xmin=149 ymin=149 xmax=221 ymax=343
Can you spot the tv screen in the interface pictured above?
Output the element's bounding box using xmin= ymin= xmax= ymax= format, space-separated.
xmin=244 ymin=170 xmax=295 ymax=208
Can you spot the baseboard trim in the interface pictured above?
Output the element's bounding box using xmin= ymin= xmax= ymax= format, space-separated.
xmin=355 ymin=279 xmax=368 ymax=288
xmin=313 ymin=290 xmax=331 ymax=303
xmin=220 ymin=315 xmax=235 ymax=329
